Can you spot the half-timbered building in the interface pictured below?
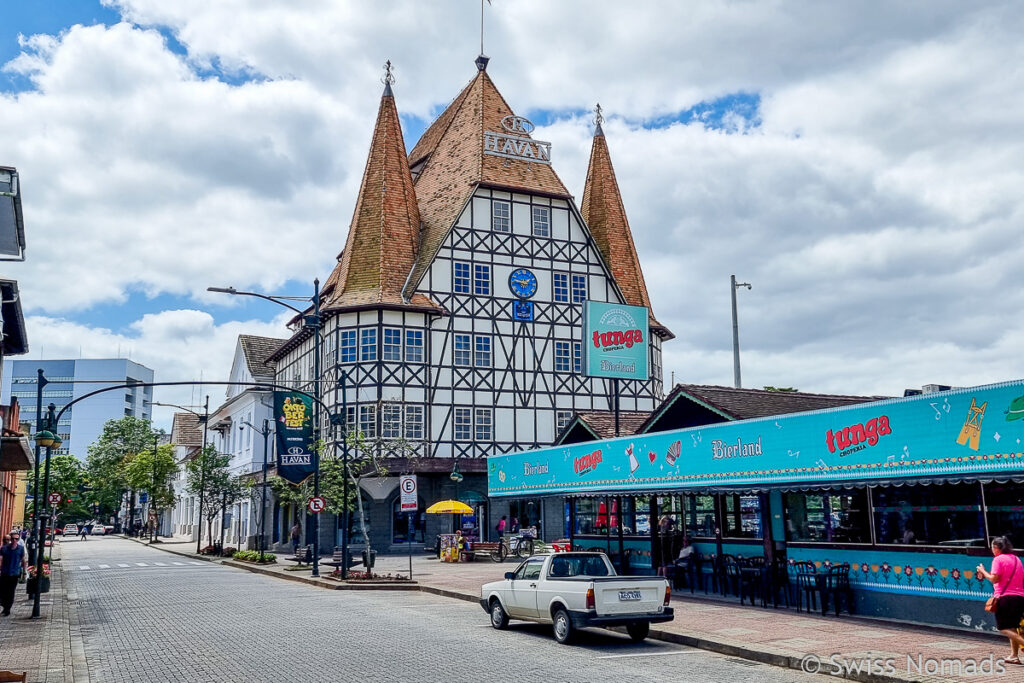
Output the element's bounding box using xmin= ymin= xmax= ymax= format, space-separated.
xmin=266 ymin=57 xmax=672 ymax=551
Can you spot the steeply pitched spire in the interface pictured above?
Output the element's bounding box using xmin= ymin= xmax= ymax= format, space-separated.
xmin=404 ymin=63 xmax=572 ymax=296
xmin=581 ymin=110 xmax=666 ymax=333
xmin=323 ymin=63 xmax=434 ymax=310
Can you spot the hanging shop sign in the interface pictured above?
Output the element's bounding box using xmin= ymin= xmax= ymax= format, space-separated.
xmin=274 ymin=390 xmax=316 ymax=485
xmin=487 ymin=379 xmax=1024 ymax=498
xmin=583 ymin=301 xmax=649 ymax=381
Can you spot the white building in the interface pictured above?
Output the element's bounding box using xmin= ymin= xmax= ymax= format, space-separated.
xmin=265 ymin=57 xmax=672 ymax=550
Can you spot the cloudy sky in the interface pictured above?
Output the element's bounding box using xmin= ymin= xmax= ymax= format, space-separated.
xmin=2 ymin=1 xmax=1022 ymax=431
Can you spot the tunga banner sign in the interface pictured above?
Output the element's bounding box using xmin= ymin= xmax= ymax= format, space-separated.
xmin=487 ymin=379 xmax=1024 ymax=498
xmin=583 ymin=301 xmax=650 ymax=381
xmin=274 ymin=391 xmax=316 ymax=484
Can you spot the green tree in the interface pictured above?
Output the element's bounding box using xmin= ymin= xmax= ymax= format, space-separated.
xmin=86 ymin=416 xmax=161 ymax=527
xmin=124 ymin=441 xmax=178 ymax=541
xmin=186 ymin=445 xmax=243 ymax=548
xmin=26 ymin=454 xmax=88 ymax=528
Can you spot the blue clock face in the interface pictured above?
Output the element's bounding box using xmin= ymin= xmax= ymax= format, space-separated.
xmin=508 ymin=268 xmax=538 ymax=299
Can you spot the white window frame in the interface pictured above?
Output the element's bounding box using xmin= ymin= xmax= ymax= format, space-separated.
xmin=405 ymin=329 xmax=424 ymax=363
xmin=454 ymin=334 xmax=471 ymax=367
xmin=453 ymin=261 xmax=470 ymax=294
xmin=475 ymin=408 xmax=493 ymax=442
xmin=404 ymin=406 xmax=424 ymax=440
xmin=339 ymin=330 xmax=357 ymax=363
xmin=554 ymin=341 xmax=571 ymax=372
xmin=381 ymin=404 xmax=402 ymax=439
xmin=571 ymin=274 xmax=587 ymax=303
xmin=360 ymin=328 xmax=378 ymax=362
xmin=383 ymin=328 xmax=402 ymax=362
xmin=492 ymin=200 xmax=511 ymax=233
xmin=532 ymin=205 xmax=550 ymax=237
xmin=454 ymin=408 xmax=472 ymax=441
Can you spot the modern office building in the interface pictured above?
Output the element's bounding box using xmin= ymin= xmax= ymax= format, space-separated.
xmin=1 ymin=358 xmax=154 ymax=458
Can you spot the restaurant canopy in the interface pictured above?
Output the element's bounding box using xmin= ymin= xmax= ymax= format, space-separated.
xmin=487 ymin=379 xmax=1024 ymax=498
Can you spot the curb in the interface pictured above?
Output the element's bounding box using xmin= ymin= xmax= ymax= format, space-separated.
xmin=121 ymin=537 xmax=950 ymax=683
xmin=221 ymin=559 xmax=420 ymax=592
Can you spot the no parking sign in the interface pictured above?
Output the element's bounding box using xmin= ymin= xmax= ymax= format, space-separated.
xmin=307 ymin=496 xmax=326 ymax=514
xmin=399 ymin=475 xmax=417 ymax=512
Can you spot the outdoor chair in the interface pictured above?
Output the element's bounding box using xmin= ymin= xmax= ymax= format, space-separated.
xmin=792 ymin=561 xmax=822 ymax=613
xmin=822 ymin=563 xmax=854 ymax=616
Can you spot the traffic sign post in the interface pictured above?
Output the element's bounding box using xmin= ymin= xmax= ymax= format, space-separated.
xmin=48 ymin=492 xmax=61 ymax=506
xmin=307 ymin=496 xmax=326 ymax=514
xmin=399 ymin=475 xmax=417 ymax=579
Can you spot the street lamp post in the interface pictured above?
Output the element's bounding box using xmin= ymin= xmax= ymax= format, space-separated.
xmin=29 ymin=369 xmax=47 ymax=574
xmin=242 ymin=419 xmax=272 ymax=562
xmin=208 ymin=281 xmax=326 ymax=577
xmin=731 ymin=275 xmax=752 ymax=389
xmin=32 ymin=403 xmax=60 ymax=619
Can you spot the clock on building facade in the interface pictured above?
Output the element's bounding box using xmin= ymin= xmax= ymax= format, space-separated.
xmin=508 ymin=268 xmax=538 ymax=299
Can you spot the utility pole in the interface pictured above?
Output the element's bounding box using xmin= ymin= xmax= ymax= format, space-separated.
xmin=731 ymin=275 xmax=752 ymax=389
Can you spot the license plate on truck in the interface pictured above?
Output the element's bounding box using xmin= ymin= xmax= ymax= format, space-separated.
xmin=618 ymin=590 xmax=642 ymax=601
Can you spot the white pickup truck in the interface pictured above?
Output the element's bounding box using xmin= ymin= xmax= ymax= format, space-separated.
xmin=479 ymin=552 xmax=673 ymax=644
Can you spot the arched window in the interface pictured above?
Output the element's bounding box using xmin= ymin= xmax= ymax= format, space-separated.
xmin=392 ymin=496 xmax=425 ymax=544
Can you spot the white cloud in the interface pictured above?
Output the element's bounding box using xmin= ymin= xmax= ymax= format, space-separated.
xmin=23 ymin=310 xmax=291 ymax=429
xmin=1 ymin=1 xmax=1022 ymax=403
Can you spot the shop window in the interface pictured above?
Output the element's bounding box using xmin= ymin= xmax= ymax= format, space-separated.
xmin=573 ymin=498 xmax=617 ymax=536
xmin=392 ymin=496 xmax=425 ymax=543
xmin=683 ymin=494 xmax=717 ymax=538
xmin=784 ymin=490 xmax=870 ymax=543
xmin=872 ymin=483 xmax=985 ymax=546
xmin=723 ymin=493 xmax=762 ymax=539
xmin=509 ymin=499 xmax=543 ymax=533
xmin=620 ymin=496 xmax=651 ymax=536
xmin=984 ymin=482 xmax=1024 ymax=547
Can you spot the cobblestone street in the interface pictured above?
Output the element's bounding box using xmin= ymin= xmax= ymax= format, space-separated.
xmin=5 ymin=537 xmax=830 ymax=682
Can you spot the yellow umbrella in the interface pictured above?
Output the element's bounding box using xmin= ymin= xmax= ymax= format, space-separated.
xmin=425 ymin=500 xmax=474 ymax=514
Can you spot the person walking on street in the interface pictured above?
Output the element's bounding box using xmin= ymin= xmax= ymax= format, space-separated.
xmin=1 ymin=531 xmax=27 ymax=616
xmin=977 ymin=536 xmax=1024 ymax=665
xmin=495 ymin=515 xmax=506 ymax=541
xmin=290 ymin=522 xmax=301 ymax=555
xmin=79 ymin=524 xmax=89 ymax=541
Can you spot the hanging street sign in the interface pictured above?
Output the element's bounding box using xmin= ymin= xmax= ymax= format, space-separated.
xmin=48 ymin=492 xmax=61 ymax=505
xmin=307 ymin=496 xmax=326 ymax=514
xmin=583 ymin=301 xmax=650 ymax=381
xmin=399 ymin=475 xmax=418 ymax=512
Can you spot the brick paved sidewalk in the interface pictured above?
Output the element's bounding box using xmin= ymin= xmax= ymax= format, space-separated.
xmin=136 ymin=539 xmax=1016 ymax=683
xmin=0 ymin=540 xmax=87 ymax=683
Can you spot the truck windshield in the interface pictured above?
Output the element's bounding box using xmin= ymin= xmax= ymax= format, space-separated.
xmin=548 ymin=554 xmax=611 ymax=578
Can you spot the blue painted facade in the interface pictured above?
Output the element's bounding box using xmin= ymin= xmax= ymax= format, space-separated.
xmin=487 ymin=379 xmax=1024 ymax=631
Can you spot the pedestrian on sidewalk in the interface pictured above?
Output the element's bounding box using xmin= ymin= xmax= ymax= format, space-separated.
xmin=290 ymin=522 xmax=301 ymax=555
xmin=495 ymin=516 xmax=506 ymax=541
xmin=977 ymin=536 xmax=1024 ymax=665
xmin=1 ymin=531 xmax=27 ymax=616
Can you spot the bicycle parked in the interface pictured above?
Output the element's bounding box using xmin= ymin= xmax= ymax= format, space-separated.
xmin=490 ymin=529 xmax=537 ymax=561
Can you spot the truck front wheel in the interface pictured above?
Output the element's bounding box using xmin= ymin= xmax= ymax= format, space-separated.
xmin=489 ymin=599 xmax=509 ymax=630
xmin=552 ymin=608 xmax=575 ymax=644
xmin=626 ymin=622 xmax=649 ymax=642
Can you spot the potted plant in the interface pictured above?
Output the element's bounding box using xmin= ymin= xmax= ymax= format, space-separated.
xmin=27 ymin=563 xmax=51 ymax=595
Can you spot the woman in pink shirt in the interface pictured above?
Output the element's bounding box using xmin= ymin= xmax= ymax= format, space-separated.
xmin=977 ymin=536 xmax=1024 ymax=665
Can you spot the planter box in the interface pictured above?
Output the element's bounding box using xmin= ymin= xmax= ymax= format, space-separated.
xmin=27 ymin=576 xmax=50 ymax=594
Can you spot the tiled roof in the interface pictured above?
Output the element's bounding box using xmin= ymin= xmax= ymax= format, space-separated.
xmin=576 ymin=410 xmax=652 ymax=439
xmin=580 ymin=126 xmax=669 ymax=336
xmin=638 ymin=384 xmax=883 ymax=432
xmin=171 ymin=412 xmax=203 ymax=447
xmin=322 ymin=83 xmax=440 ymax=312
xmin=238 ymin=335 xmax=287 ymax=379
xmin=404 ymin=63 xmax=573 ymax=296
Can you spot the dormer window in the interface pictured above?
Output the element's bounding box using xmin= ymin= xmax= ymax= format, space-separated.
xmin=532 ymin=206 xmax=549 ymax=237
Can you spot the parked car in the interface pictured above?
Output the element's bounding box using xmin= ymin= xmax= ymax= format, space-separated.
xmin=63 ymin=524 xmax=78 ymax=536
xmin=479 ymin=552 xmax=673 ymax=644
xmin=103 ymin=525 xmax=114 ymax=535
xmin=91 ymin=525 xmax=106 ymax=535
